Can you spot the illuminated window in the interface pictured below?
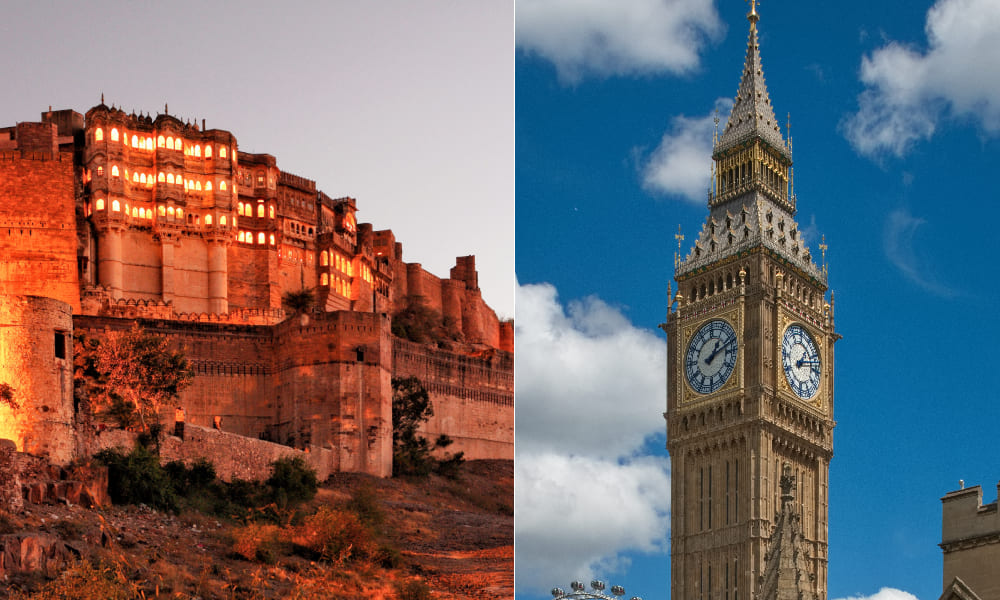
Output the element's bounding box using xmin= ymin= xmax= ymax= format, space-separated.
xmin=96 ymin=198 xmax=105 ymax=210
xmin=220 ymin=146 xmax=227 ymax=158
xmin=205 ymin=145 xmax=212 ymax=158
xmin=110 ymin=165 xmax=119 ymax=177
xmin=321 ymin=273 xmax=329 ymax=286
xmin=146 ymin=210 xmax=153 ymax=220
xmin=269 ymin=205 xmax=275 ymax=219
xmin=130 ymin=134 xmax=138 ymax=147
xmin=220 ymin=181 xmax=227 ymax=191
xmin=258 ymin=232 xmax=265 ymax=244
xmin=139 ymin=173 xmax=146 ymax=184
xmin=177 ymin=208 xmax=183 ymax=219
xmin=111 ymin=128 xmax=119 ymax=142
xmin=269 ymin=234 xmax=275 ymax=245
xmin=343 ymin=213 xmax=356 ymax=232
xmin=95 ymin=128 xmax=104 ymax=141
xmin=158 ymin=135 xmax=165 ymax=148
xmin=321 ymin=251 xmax=328 ymax=266
xmin=97 ymin=166 xmax=104 ymax=177
xmin=237 ymin=202 xmax=244 ymax=216
xmin=166 ymin=173 xmax=174 ymax=184
xmin=146 ymin=137 xmax=152 ymax=149
xmin=205 ymin=181 xmax=212 ymax=191
xmin=167 ymin=136 xmax=174 ymax=150
xmin=158 ymin=172 xmax=165 ymax=183
xmin=158 ymin=205 xmax=165 ymax=216
xmin=136 ymin=207 xmax=143 ymax=218
xmin=167 ymin=206 xmax=175 ymax=217
xmin=257 ymin=204 xmax=265 ymax=218
xmin=184 ymin=180 xmax=189 ymax=190
xmin=220 ymin=215 xmax=227 ymax=226
xmin=205 ymin=214 xmax=212 ymax=225
xmin=238 ymin=232 xmax=245 ymax=242
xmin=195 ymin=181 xmax=202 ymax=191
xmin=194 ymin=144 xmax=201 ymax=157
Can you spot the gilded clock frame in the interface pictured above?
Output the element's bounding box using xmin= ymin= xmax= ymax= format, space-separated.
xmin=776 ymin=311 xmax=826 ymax=411
xmin=679 ymin=307 xmax=743 ymax=404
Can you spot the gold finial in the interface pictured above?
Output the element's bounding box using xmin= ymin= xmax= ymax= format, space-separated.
xmin=748 ymin=0 xmax=759 ymax=25
xmin=819 ymin=234 xmax=828 ymax=274
xmin=674 ymin=225 xmax=685 ymax=268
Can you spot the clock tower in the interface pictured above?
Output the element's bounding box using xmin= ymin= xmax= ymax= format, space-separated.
xmin=662 ymin=5 xmax=837 ymax=600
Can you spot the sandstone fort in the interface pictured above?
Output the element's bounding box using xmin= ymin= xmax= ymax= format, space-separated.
xmin=0 ymin=102 xmax=513 ymax=478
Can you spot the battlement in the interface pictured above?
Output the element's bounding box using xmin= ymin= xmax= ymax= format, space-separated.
xmin=942 ymin=483 xmax=1000 ymax=546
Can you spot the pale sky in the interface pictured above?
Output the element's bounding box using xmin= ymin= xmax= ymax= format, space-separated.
xmin=0 ymin=0 xmax=514 ymax=317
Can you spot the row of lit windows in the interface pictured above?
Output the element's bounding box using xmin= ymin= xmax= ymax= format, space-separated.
xmin=320 ymin=273 xmax=351 ymax=297
xmin=95 ymin=164 xmax=231 ymax=192
xmin=237 ymin=231 xmax=276 ymax=246
xmin=94 ymin=127 xmax=231 ymax=159
xmin=237 ymin=202 xmax=274 ymax=218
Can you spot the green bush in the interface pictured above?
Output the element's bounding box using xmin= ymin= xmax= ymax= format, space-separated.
xmin=94 ymin=446 xmax=179 ymax=512
xmin=266 ymin=456 xmax=318 ymax=509
xmin=292 ymin=506 xmax=377 ymax=565
xmin=395 ymin=579 xmax=433 ymax=600
xmin=345 ymin=483 xmax=384 ymax=528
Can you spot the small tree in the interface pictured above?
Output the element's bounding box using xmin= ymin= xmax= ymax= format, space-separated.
xmin=392 ymin=376 xmax=464 ymax=477
xmin=391 ymin=296 xmax=454 ymax=345
xmin=282 ymin=288 xmax=315 ymax=314
xmin=0 ymin=383 xmax=17 ymax=410
xmin=76 ymin=324 xmax=193 ymax=430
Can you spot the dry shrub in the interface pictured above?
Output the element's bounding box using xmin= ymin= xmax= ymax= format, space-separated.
xmin=9 ymin=559 xmax=137 ymax=600
xmin=231 ymin=522 xmax=285 ymax=563
xmin=292 ymin=506 xmax=378 ymax=565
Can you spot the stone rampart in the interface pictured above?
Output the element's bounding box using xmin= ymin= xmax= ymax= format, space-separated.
xmin=392 ymin=338 xmax=513 ymax=460
xmin=0 ymin=152 xmax=80 ymax=312
xmin=0 ymin=295 xmax=75 ymax=465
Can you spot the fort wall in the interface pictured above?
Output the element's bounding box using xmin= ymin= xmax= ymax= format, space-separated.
xmin=941 ymin=483 xmax=1000 ymax=600
xmin=0 ymin=151 xmax=80 ymax=312
xmin=392 ymin=338 xmax=513 ymax=460
xmin=0 ymin=295 xmax=75 ymax=465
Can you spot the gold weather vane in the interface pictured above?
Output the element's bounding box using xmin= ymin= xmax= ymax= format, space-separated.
xmin=674 ymin=225 xmax=684 ymax=269
xmin=819 ymin=234 xmax=828 ymax=275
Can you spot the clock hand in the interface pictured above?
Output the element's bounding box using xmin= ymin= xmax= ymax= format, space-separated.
xmin=704 ymin=337 xmax=735 ymax=365
xmin=796 ymin=358 xmax=820 ymax=367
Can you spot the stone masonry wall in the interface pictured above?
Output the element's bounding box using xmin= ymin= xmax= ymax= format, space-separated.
xmin=0 ymin=151 xmax=80 ymax=312
xmin=392 ymin=338 xmax=513 ymax=460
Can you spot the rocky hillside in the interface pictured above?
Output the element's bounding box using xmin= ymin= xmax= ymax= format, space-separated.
xmin=0 ymin=459 xmax=513 ymax=599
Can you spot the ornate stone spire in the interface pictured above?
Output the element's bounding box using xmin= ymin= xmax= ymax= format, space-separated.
xmin=716 ymin=3 xmax=788 ymax=158
xmin=758 ymin=464 xmax=819 ymax=600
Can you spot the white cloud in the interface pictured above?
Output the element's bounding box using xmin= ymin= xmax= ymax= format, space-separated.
xmin=883 ymin=208 xmax=955 ymax=297
xmin=515 ymin=0 xmax=723 ymax=82
xmin=834 ymin=587 xmax=920 ymax=600
xmin=641 ymin=98 xmax=732 ymax=203
xmin=842 ymin=0 xmax=1000 ymax=157
xmin=514 ymin=281 xmax=670 ymax=593
xmin=514 ymin=282 xmax=667 ymax=459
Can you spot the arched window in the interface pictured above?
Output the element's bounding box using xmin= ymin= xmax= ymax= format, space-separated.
xmin=269 ymin=205 xmax=275 ymax=218
xmin=177 ymin=208 xmax=183 ymax=219
xmin=137 ymin=208 xmax=144 ymax=218
xmin=157 ymin=172 xmax=164 ymax=183
xmin=168 ymin=173 xmax=177 ymax=185
xmin=97 ymin=166 xmax=104 ymax=177
xmin=258 ymin=232 xmax=265 ymax=244
xmin=111 ymin=200 xmax=120 ymax=212
xmin=205 ymin=214 xmax=212 ymax=225
xmin=195 ymin=181 xmax=202 ymax=191
xmin=257 ymin=204 xmax=265 ymax=218
xmin=220 ymin=146 xmax=227 ymax=158
xmin=220 ymin=181 xmax=227 ymax=191
xmin=158 ymin=205 xmax=165 ymax=216
xmin=194 ymin=144 xmax=201 ymax=157
xmin=132 ymin=172 xmax=139 ymax=183
xmin=269 ymin=234 xmax=275 ymax=245
xmin=167 ymin=206 xmax=175 ymax=217
xmin=146 ymin=137 xmax=153 ymax=149
xmin=95 ymin=128 xmax=104 ymax=141
xmin=166 ymin=136 xmax=174 ymax=150
xmin=321 ymin=251 xmax=328 ymax=266
xmin=139 ymin=173 xmax=146 ymax=184
xmin=205 ymin=181 xmax=212 ymax=191
xmin=238 ymin=202 xmax=245 ymax=216
xmin=157 ymin=135 xmax=164 ymax=148
xmin=220 ymin=215 xmax=227 ymax=226
xmin=111 ymin=165 xmax=119 ymax=177
xmin=131 ymin=134 xmax=138 ymax=147
xmin=238 ymin=231 xmax=245 ymax=242
xmin=205 ymin=145 xmax=212 ymax=158
xmin=96 ymin=198 xmax=105 ymax=210
xmin=110 ymin=128 xmax=119 ymax=142
xmin=321 ymin=273 xmax=329 ymax=286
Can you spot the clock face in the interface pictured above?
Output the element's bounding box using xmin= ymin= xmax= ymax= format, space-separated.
xmin=685 ymin=319 xmax=738 ymax=394
xmin=782 ymin=324 xmax=821 ymax=399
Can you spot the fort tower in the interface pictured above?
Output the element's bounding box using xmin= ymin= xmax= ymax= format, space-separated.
xmin=662 ymin=4 xmax=837 ymax=599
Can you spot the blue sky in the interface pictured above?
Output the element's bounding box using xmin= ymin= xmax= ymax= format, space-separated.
xmin=515 ymin=1 xmax=1000 ymax=599
xmin=0 ymin=1 xmax=513 ymax=317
